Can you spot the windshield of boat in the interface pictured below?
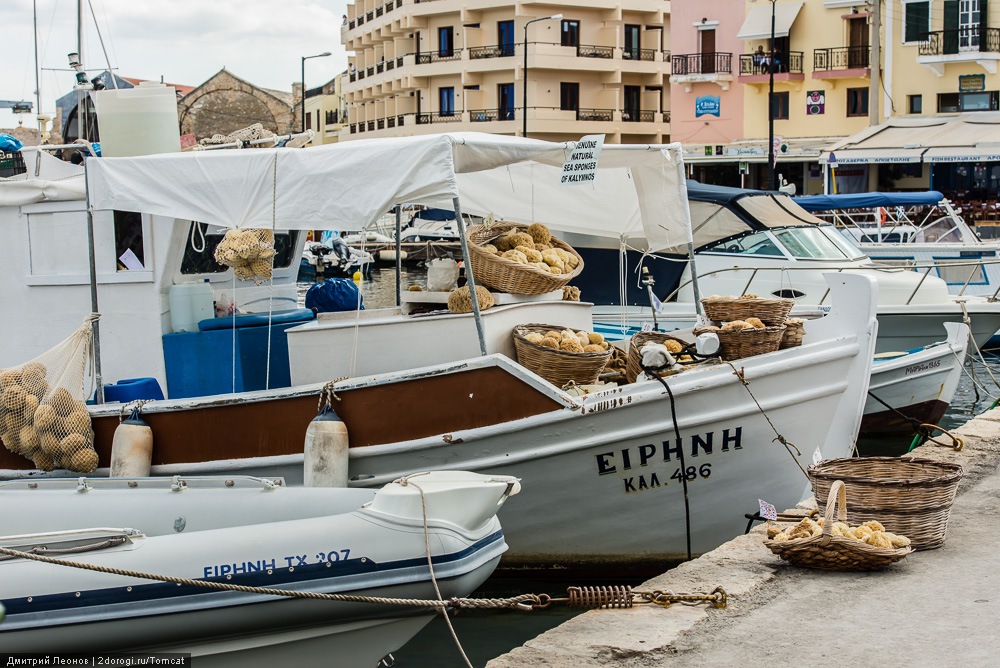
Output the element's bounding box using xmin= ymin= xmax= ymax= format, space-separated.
xmin=703 ymin=226 xmax=866 ymax=260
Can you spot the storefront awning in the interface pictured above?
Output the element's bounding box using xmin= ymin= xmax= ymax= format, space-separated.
xmin=737 ymin=2 xmax=804 ymax=40
xmin=821 ymin=148 xmax=925 ymax=164
xmin=923 ymin=146 xmax=1000 ymax=162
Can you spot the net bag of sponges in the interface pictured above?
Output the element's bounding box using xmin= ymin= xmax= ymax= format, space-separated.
xmin=213 ymin=228 xmax=276 ymax=284
xmin=0 ymin=317 xmax=99 ymax=472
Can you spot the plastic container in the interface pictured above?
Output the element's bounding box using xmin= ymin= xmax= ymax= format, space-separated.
xmin=102 ymin=377 xmax=165 ymax=403
xmin=169 ymin=281 xmax=215 ymax=333
xmin=91 ymin=83 xmax=181 ymax=157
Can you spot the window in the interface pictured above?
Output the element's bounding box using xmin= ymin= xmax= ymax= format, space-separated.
xmin=908 ymin=94 xmax=923 ymax=114
xmin=438 ymin=26 xmax=454 ymax=57
xmin=624 ymin=24 xmax=641 ymax=59
xmin=439 ymin=86 xmax=455 ymax=116
xmin=770 ymin=92 xmax=789 ymax=120
xmin=903 ymin=1 xmax=930 ymax=43
xmin=181 ymin=224 xmax=298 ymax=275
xmin=498 ymin=83 xmax=515 ymax=120
xmin=938 ymin=90 xmax=999 ymax=112
xmin=498 ymin=21 xmax=515 ymax=57
xmin=560 ymin=82 xmax=579 ymax=111
xmin=561 ymin=20 xmax=580 ymax=47
xmin=114 ymin=211 xmax=144 ymax=271
xmin=847 ymin=87 xmax=869 ymax=116
xmin=305 ymin=113 xmax=312 ymax=131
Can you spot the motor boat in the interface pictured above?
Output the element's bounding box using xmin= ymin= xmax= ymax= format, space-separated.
xmin=0 ymin=471 xmax=518 ymax=665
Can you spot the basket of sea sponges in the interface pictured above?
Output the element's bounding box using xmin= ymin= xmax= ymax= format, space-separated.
xmin=779 ymin=318 xmax=806 ymax=349
xmin=808 ymin=457 xmax=963 ymax=550
xmin=513 ymin=324 xmax=611 ymax=387
xmin=625 ymin=331 xmax=691 ymax=383
xmin=467 ymin=221 xmax=583 ymax=295
xmin=765 ymin=480 xmax=913 ymax=571
xmin=701 ymin=294 xmax=793 ymax=326
xmin=694 ymin=318 xmax=786 ymax=361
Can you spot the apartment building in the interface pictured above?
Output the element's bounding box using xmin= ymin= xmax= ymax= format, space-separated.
xmin=304 ymin=73 xmax=350 ymax=145
xmin=340 ymin=0 xmax=672 ymax=143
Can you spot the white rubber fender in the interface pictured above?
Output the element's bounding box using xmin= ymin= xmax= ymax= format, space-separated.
xmin=110 ymin=413 xmax=153 ymax=477
xmin=304 ymin=407 xmax=349 ymax=487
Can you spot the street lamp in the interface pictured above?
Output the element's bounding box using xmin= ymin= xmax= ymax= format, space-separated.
xmin=301 ymin=51 xmax=332 ymax=133
xmin=522 ymin=14 xmax=563 ymax=137
xmin=766 ymin=0 xmax=776 ymax=190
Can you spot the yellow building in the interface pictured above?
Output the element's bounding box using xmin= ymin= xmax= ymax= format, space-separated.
xmin=304 ymin=73 xmax=350 ymax=145
xmin=341 ymin=0 xmax=672 ymax=143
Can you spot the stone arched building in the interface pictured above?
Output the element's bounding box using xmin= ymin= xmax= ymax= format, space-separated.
xmin=177 ymin=69 xmax=295 ymax=140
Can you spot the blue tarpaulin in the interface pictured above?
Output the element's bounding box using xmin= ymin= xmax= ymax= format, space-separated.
xmin=795 ymin=191 xmax=944 ymax=212
xmin=0 ymin=134 xmax=24 ymax=151
xmin=305 ymin=278 xmax=364 ymax=313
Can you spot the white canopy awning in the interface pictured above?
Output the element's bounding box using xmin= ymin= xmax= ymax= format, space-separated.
xmin=821 ymin=148 xmax=926 ymax=164
xmin=737 ymin=2 xmax=804 ymax=40
xmin=84 ymin=132 xmax=694 ymax=252
xmin=923 ymin=146 xmax=1000 ymax=163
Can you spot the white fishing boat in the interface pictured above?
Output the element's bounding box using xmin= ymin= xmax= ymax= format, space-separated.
xmin=589 ymin=182 xmax=1000 ymax=353
xmin=862 ymin=322 xmax=969 ymax=437
xmin=0 ymin=133 xmax=880 ymax=570
xmin=0 ymin=471 xmax=518 ymax=665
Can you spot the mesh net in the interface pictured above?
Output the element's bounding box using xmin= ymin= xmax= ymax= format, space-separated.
xmin=0 ymin=318 xmax=98 ymax=472
xmin=213 ymin=228 xmax=275 ymax=285
xmin=197 ymin=123 xmax=275 ymax=148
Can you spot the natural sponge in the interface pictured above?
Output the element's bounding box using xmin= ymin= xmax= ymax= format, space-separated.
xmin=447 ymin=285 xmax=495 ymax=314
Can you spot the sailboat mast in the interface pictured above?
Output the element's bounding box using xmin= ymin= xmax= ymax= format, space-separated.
xmin=33 ymin=0 xmax=42 ymax=137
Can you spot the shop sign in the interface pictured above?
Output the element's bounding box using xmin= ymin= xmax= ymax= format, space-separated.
xmin=959 ymin=74 xmax=986 ymax=92
xmin=806 ymin=90 xmax=825 ymax=115
xmin=695 ymin=95 xmax=721 ymax=117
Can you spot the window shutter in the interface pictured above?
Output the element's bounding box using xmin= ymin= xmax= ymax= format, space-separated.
xmin=981 ymin=0 xmax=990 ymax=52
xmin=943 ymin=1 xmax=960 ymax=54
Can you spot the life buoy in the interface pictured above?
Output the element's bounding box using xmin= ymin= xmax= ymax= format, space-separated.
xmin=878 ymin=207 xmax=887 ymax=225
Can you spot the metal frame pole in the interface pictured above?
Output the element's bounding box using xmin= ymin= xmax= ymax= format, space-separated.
xmin=767 ymin=0 xmax=776 ymax=191
xmin=452 ymin=197 xmax=488 ymax=356
xmin=83 ymin=162 xmax=104 ymax=404
xmin=395 ymin=205 xmax=402 ymax=306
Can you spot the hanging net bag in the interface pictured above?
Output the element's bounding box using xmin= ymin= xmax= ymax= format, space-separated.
xmin=213 ymin=228 xmax=276 ymax=284
xmin=0 ymin=317 xmax=99 ymax=472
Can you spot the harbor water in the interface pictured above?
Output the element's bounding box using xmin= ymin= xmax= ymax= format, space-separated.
xmin=297 ymin=265 xmax=1000 ymax=667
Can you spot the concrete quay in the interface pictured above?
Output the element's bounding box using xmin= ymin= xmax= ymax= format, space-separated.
xmin=487 ymin=408 xmax=1000 ymax=667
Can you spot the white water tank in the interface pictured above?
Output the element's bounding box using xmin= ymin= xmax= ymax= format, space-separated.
xmin=92 ymin=83 xmax=182 ymax=157
xmin=169 ymin=281 xmax=215 ymax=333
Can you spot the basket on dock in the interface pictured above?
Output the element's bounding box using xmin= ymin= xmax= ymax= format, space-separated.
xmin=467 ymin=222 xmax=583 ymax=295
xmin=513 ymin=324 xmax=612 ymax=388
xmin=779 ymin=319 xmax=806 ymax=349
xmin=625 ymin=331 xmax=690 ymax=383
xmin=765 ymin=480 xmax=913 ymax=571
xmin=700 ymin=296 xmax=793 ymax=326
xmin=808 ymin=457 xmax=963 ymax=550
xmin=709 ymin=325 xmax=786 ymax=361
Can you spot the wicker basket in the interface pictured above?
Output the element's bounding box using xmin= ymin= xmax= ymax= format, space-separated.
xmin=765 ymin=480 xmax=913 ymax=571
xmin=700 ymin=297 xmax=794 ymax=326
xmin=466 ymin=223 xmax=583 ymax=295
xmin=808 ymin=457 xmax=963 ymax=550
xmin=714 ymin=325 xmax=786 ymax=361
xmin=625 ymin=331 xmax=690 ymax=383
xmin=513 ymin=324 xmax=612 ymax=388
xmin=779 ymin=320 xmax=805 ymax=349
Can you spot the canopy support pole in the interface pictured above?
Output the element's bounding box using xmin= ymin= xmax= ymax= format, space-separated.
xmin=395 ymin=205 xmax=402 ymax=306
xmin=83 ymin=161 xmax=104 ymax=404
xmin=453 ymin=197 xmax=488 ymax=356
xmin=687 ymin=242 xmax=704 ymax=317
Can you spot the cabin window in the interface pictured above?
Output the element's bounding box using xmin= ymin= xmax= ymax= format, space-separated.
xmin=933 ymin=258 xmax=987 ymax=285
xmin=703 ymin=231 xmax=783 ymax=256
xmin=772 ymin=226 xmax=865 ymax=260
xmin=114 ymin=211 xmax=145 ymax=271
xmin=180 ymin=223 xmax=298 ymax=275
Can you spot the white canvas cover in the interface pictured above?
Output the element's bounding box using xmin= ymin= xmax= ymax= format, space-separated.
xmin=85 ymin=132 xmax=693 ymax=252
xmin=0 ymin=151 xmax=86 ymax=206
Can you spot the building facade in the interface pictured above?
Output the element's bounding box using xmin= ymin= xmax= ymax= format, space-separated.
xmin=341 ymin=0 xmax=671 ymax=143
xmin=304 ymin=73 xmax=350 ymax=145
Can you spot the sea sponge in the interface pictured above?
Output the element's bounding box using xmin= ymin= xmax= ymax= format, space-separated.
xmin=2 ymin=385 xmax=28 ymax=412
xmin=887 ymin=533 xmax=911 ymax=548
xmin=862 ymin=520 xmax=885 ymax=532
xmin=517 ymin=247 xmax=543 ymax=263
xmin=560 ymin=329 xmax=578 ymax=342
xmin=739 ymin=293 xmax=759 ymax=300
xmin=866 ymin=530 xmax=893 ymax=549
xmin=39 ymin=432 xmax=60 ymax=457
xmin=588 ymin=332 xmax=605 ymax=345
xmin=543 ymin=330 xmax=563 ymax=341
xmin=535 ymin=242 xmax=552 ymax=251
xmin=24 ymin=394 xmax=39 ymax=416
xmin=540 ymin=249 xmax=565 ymax=271
xmin=525 ymin=332 xmax=545 ymax=344
xmin=67 ymin=447 xmax=99 ymax=473
xmin=697 ymin=325 xmax=721 ymax=333
xmin=539 ymin=336 xmax=560 ymax=349
xmin=583 ymin=344 xmax=605 ymax=353
xmin=509 ymin=231 xmax=535 ymax=249
xmin=663 ymin=340 xmax=684 ymax=354
xmin=447 ymin=285 xmax=495 ymax=314
xmin=493 ymin=234 xmax=513 ymax=252
xmin=33 ymin=404 xmax=57 ymax=432
xmin=721 ymin=320 xmax=752 ymax=331
xmin=559 ymin=338 xmax=585 ymax=353
xmin=771 ymin=532 xmax=791 ymax=542
xmin=0 ymin=369 xmax=23 ymax=390
xmin=575 ymin=331 xmax=591 ymax=347
xmin=481 ymin=244 xmax=499 ymax=255
xmin=501 ymin=249 xmax=529 ymax=264
xmin=766 ymin=525 xmax=783 ymax=539
xmin=562 ymin=286 xmax=581 ymax=301
xmin=527 ymin=223 xmax=552 ymax=245
xmin=32 ymin=449 xmax=54 ymax=471
xmin=531 ymin=261 xmax=550 ymax=272
xmin=48 ymin=388 xmax=77 ymax=417
xmin=745 ymin=317 xmax=766 ymax=329
xmin=64 ymin=409 xmax=92 ymax=436
xmin=407 ymin=285 xmax=423 ymax=291
xmin=17 ymin=425 xmax=39 ymax=453
xmin=58 ymin=433 xmax=88 ymax=460
xmin=548 ymin=265 xmax=563 ymax=275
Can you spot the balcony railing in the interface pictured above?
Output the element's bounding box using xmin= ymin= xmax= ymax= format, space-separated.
xmin=621 ymin=48 xmax=655 ymax=62
xmin=670 ymin=52 xmax=733 ymax=75
xmin=813 ymin=46 xmax=870 ymax=70
xmin=577 ymin=108 xmax=614 ymax=121
xmin=469 ymin=109 xmax=516 ymax=122
xmin=621 ymin=109 xmax=655 ymax=123
xmin=416 ymin=50 xmax=463 ymax=64
xmin=578 ymin=44 xmax=614 ymax=59
xmin=469 ymin=45 xmax=516 ymax=59
xmin=739 ymin=51 xmax=804 ymax=75
xmin=919 ymin=27 xmax=1000 ymax=55
xmin=416 ymin=112 xmax=463 ymax=125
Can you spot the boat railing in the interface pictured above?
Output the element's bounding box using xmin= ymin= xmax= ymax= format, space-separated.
xmin=816 ymin=204 xmax=970 ymax=244
xmin=662 ymin=259 xmax=1000 ymax=306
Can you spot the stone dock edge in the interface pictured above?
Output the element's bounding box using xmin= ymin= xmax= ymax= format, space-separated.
xmin=485 ymin=407 xmax=1000 ymax=667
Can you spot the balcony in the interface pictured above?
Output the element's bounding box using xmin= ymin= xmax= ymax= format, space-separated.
xmin=416 ymin=50 xmax=463 ymax=64
xmin=738 ymin=51 xmax=805 ymax=85
xmin=812 ymin=46 xmax=870 ymax=79
xmin=469 ymin=109 xmax=516 ymax=122
xmin=415 ymin=112 xmax=463 ymax=125
xmin=669 ymin=52 xmax=734 ymax=91
xmin=469 ymin=45 xmax=516 ymax=60
xmin=577 ymin=44 xmax=614 ymax=59
xmin=621 ymin=48 xmax=655 ymax=62
xmin=918 ymin=27 xmax=1000 ymax=75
